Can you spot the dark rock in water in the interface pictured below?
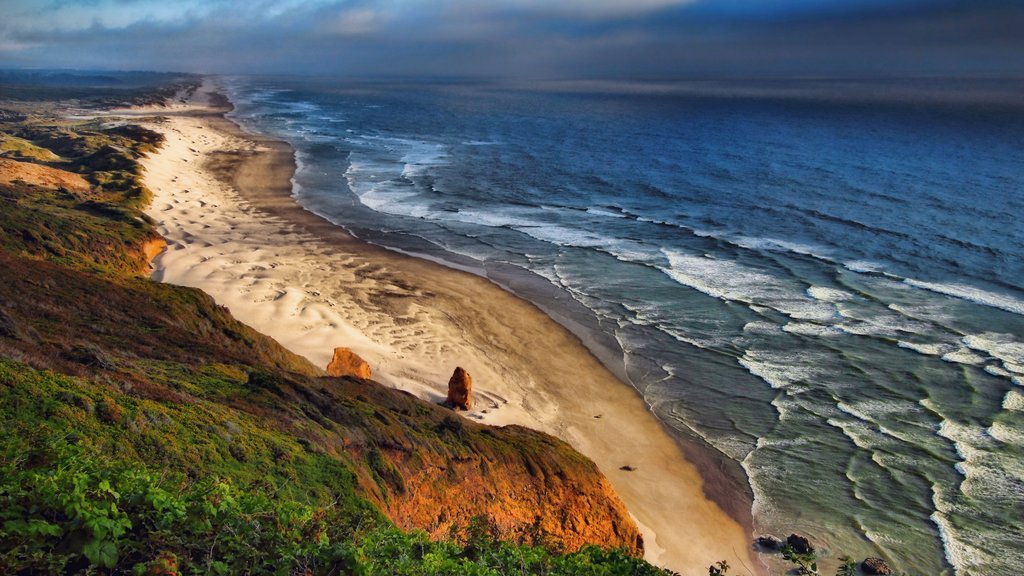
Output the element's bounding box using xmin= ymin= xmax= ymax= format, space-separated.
xmin=755 ymin=534 xmax=784 ymax=551
xmin=787 ymin=534 xmax=814 ymax=554
xmin=862 ymin=557 xmax=893 ymax=575
xmin=444 ymin=366 xmax=472 ymax=410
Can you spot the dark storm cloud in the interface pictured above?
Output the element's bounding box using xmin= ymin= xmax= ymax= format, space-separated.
xmin=0 ymin=0 xmax=1021 ymax=78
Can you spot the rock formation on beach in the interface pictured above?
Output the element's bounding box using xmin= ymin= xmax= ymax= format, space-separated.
xmin=326 ymin=346 xmax=372 ymax=379
xmin=862 ymin=557 xmax=893 ymax=575
xmin=786 ymin=533 xmax=814 ymax=554
xmin=445 ymin=366 xmax=472 ymax=410
xmin=755 ymin=534 xmax=784 ymax=551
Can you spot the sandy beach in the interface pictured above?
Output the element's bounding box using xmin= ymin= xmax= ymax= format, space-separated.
xmin=122 ymin=79 xmax=762 ymax=575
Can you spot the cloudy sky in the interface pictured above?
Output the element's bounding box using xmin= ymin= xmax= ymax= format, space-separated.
xmin=1 ymin=0 xmax=1021 ymax=78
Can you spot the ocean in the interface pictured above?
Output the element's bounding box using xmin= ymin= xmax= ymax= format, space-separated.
xmin=223 ymin=76 xmax=1024 ymax=575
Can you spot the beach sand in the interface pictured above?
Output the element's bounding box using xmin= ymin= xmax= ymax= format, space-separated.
xmin=122 ymin=79 xmax=762 ymax=575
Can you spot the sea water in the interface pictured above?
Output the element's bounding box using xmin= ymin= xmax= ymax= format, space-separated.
xmin=223 ymin=76 xmax=1024 ymax=575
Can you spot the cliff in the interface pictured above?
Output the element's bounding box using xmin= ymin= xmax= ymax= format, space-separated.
xmin=0 ymin=80 xmax=652 ymax=573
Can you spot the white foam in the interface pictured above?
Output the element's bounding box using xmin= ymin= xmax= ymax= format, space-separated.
xmin=515 ymin=225 xmax=653 ymax=263
xmin=1003 ymin=389 xmax=1024 ymax=411
xmin=658 ymin=250 xmax=838 ymax=322
xmin=897 ymin=340 xmax=955 ymax=357
xmin=940 ymin=348 xmax=987 ymax=366
xmin=659 ymin=251 xmax=778 ymax=302
xmin=450 ymin=208 xmax=541 ymax=229
xmin=782 ymin=322 xmax=845 ymax=337
xmin=743 ymin=321 xmax=782 ymax=335
xmin=738 ymin=349 xmax=829 ymax=390
xmin=844 ymin=260 xmax=884 ymax=273
xmin=585 ymin=207 xmax=627 ymax=219
xmin=988 ymin=421 xmax=1024 ymax=446
xmin=930 ymin=507 xmax=975 ymax=575
xmin=836 ymin=309 xmax=933 ymax=339
xmin=962 ymin=333 xmax=1024 ymax=366
xmin=807 ymin=286 xmax=853 ymax=302
xmin=904 ymin=279 xmax=1024 ymax=316
xmin=399 ymin=142 xmax=448 ymax=177
xmin=985 ymin=365 xmax=1011 ymax=378
xmin=732 ymin=235 xmax=836 ymax=261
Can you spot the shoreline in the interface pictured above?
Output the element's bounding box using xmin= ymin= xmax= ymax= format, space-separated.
xmin=128 ymin=79 xmax=764 ymax=575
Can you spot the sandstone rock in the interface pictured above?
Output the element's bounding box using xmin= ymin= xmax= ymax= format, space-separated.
xmin=445 ymin=366 xmax=472 ymax=410
xmin=787 ymin=533 xmax=814 ymax=554
xmin=862 ymin=557 xmax=893 ymax=575
xmin=755 ymin=534 xmax=784 ymax=551
xmin=326 ymin=347 xmax=372 ymax=379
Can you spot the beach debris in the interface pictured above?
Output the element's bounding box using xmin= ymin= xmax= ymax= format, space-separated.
xmin=786 ymin=533 xmax=814 ymax=554
xmin=861 ymin=557 xmax=893 ymax=575
xmin=754 ymin=534 xmax=784 ymax=551
xmin=444 ymin=366 xmax=472 ymax=410
xmin=619 ymin=465 xmax=636 ymax=472
xmin=326 ymin=347 xmax=372 ymax=379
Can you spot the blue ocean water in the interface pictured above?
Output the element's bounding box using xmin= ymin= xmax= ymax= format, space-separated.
xmin=224 ymin=77 xmax=1024 ymax=575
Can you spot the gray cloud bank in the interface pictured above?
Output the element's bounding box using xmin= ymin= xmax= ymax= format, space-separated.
xmin=1 ymin=0 xmax=1022 ymax=78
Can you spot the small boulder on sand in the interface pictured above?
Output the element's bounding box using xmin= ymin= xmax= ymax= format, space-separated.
xmin=445 ymin=366 xmax=472 ymax=410
xmin=326 ymin=347 xmax=371 ymax=379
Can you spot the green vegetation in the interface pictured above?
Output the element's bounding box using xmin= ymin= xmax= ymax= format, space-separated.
xmin=0 ymin=83 xmax=667 ymax=574
xmin=836 ymin=556 xmax=857 ymax=576
xmin=0 ymin=133 xmax=62 ymax=162
xmin=0 ymin=418 xmax=666 ymax=575
xmin=781 ymin=544 xmax=819 ymax=575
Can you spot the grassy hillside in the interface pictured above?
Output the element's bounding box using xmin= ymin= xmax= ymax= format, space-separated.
xmin=0 ymin=81 xmax=666 ymax=574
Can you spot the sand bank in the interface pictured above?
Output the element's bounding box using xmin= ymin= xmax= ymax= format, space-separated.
xmin=124 ymin=79 xmax=762 ymax=575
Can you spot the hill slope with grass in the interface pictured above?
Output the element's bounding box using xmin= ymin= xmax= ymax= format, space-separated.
xmin=0 ymin=80 xmax=660 ymax=575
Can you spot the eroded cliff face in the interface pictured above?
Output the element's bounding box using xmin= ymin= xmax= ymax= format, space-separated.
xmin=0 ymin=249 xmax=643 ymax=556
xmin=0 ymin=105 xmax=644 ymax=559
xmin=381 ymin=428 xmax=642 ymax=554
xmin=313 ymin=375 xmax=643 ymax=554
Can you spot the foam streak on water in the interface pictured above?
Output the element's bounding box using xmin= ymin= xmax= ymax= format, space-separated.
xmin=223 ymin=76 xmax=1024 ymax=575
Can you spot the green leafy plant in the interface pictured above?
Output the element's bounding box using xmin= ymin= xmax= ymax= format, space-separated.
xmin=781 ymin=544 xmax=819 ymax=575
xmin=709 ymin=560 xmax=730 ymax=575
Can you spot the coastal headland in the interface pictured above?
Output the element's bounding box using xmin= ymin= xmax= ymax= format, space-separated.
xmin=127 ymin=79 xmax=761 ymax=574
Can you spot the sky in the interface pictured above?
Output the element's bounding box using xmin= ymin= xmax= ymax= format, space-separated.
xmin=0 ymin=0 xmax=1022 ymax=79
